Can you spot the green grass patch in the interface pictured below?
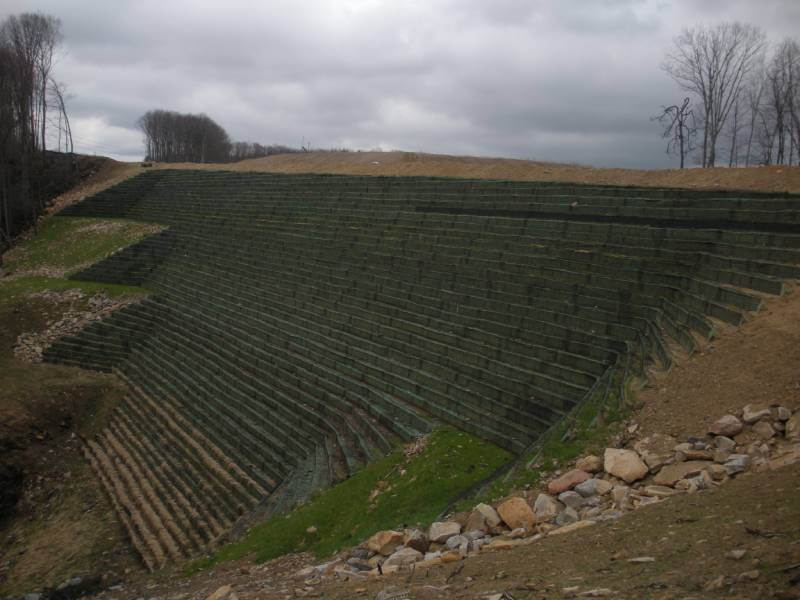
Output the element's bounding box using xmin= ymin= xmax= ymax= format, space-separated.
xmin=187 ymin=427 xmax=512 ymax=573
xmin=4 ymin=216 xmax=162 ymax=276
xmin=457 ymin=370 xmax=634 ymax=511
xmin=0 ymin=276 xmax=147 ymax=306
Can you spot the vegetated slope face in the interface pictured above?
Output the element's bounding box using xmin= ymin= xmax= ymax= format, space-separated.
xmin=50 ymin=170 xmax=800 ymax=570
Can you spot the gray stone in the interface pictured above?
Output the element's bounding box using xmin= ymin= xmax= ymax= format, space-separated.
xmin=555 ymin=506 xmax=579 ymax=526
xmin=474 ymin=502 xmax=502 ymax=527
xmin=724 ymin=454 xmax=751 ymax=475
xmin=533 ymin=493 xmax=563 ymax=522
xmin=423 ymin=551 xmax=441 ymax=561
xmin=558 ymin=490 xmax=585 ymax=509
xmin=350 ymin=547 xmax=372 ymax=560
xmin=427 ymin=521 xmax=461 ymax=544
xmin=463 ymin=530 xmax=485 ymax=542
xmin=574 ymin=478 xmax=613 ymax=498
xmin=776 ymin=406 xmax=792 ymax=421
xmin=742 ymin=404 xmax=771 ymax=424
xmin=346 ymin=557 xmax=372 ymax=571
xmin=444 ymin=535 xmax=468 ymax=550
xmin=611 ymin=485 xmax=632 ymax=510
xmin=784 ymin=414 xmax=799 ymax=440
xmin=712 ymin=448 xmax=731 ymax=463
xmin=752 ymin=421 xmax=775 ymax=440
xmin=382 ymin=547 xmax=423 ymax=568
xmin=709 ymin=415 xmax=743 ymax=437
xmin=714 ymin=436 xmax=736 ymax=451
xmin=652 ymin=461 xmax=713 ymax=487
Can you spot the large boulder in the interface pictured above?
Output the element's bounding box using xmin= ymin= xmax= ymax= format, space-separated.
xmin=496 ymin=497 xmax=535 ymax=530
xmin=603 ymin=448 xmax=648 ymax=483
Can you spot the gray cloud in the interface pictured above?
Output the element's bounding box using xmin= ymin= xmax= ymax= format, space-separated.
xmin=3 ymin=0 xmax=799 ymax=167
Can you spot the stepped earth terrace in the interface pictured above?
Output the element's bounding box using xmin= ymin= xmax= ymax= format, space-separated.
xmin=47 ymin=169 xmax=800 ymax=569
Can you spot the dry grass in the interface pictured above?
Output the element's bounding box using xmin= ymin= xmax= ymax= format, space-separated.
xmin=146 ymin=151 xmax=800 ymax=194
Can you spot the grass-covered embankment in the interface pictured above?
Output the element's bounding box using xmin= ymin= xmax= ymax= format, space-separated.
xmin=188 ymin=427 xmax=512 ymax=572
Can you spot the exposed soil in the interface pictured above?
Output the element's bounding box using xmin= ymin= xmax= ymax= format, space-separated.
xmin=636 ymin=286 xmax=800 ymax=440
xmin=0 ymin=294 xmax=139 ymax=595
xmin=155 ymin=151 xmax=800 ymax=194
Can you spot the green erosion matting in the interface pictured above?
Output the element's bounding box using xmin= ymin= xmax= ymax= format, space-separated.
xmin=48 ymin=170 xmax=800 ymax=569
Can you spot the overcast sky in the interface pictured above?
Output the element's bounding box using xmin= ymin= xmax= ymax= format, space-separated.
xmin=3 ymin=1 xmax=799 ymax=167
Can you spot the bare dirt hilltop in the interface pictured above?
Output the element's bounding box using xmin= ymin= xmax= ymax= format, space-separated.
xmin=144 ymin=151 xmax=800 ymax=195
xmin=58 ymin=151 xmax=800 ymax=203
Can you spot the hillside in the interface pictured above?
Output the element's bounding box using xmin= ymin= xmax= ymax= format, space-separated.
xmin=1 ymin=151 xmax=799 ymax=598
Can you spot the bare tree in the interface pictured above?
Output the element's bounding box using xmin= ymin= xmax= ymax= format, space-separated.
xmin=0 ymin=12 xmax=67 ymax=249
xmin=654 ymin=97 xmax=697 ymax=168
xmin=662 ymin=22 xmax=766 ymax=167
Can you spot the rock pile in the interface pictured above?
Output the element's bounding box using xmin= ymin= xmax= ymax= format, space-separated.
xmin=13 ymin=289 xmax=139 ymax=363
xmin=293 ymin=403 xmax=799 ymax=585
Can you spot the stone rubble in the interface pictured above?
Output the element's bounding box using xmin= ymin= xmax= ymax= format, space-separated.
xmin=13 ymin=289 xmax=141 ymax=363
xmin=289 ymin=402 xmax=800 ymax=587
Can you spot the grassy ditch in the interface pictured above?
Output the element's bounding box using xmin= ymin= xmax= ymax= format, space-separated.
xmin=187 ymin=427 xmax=512 ymax=573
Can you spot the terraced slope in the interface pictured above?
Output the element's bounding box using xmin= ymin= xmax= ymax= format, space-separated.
xmin=46 ymin=170 xmax=800 ymax=569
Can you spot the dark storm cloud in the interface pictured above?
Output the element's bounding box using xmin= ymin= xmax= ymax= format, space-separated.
xmin=2 ymin=0 xmax=799 ymax=166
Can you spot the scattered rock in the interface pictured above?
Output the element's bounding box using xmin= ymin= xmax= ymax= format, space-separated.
xmin=603 ymin=448 xmax=648 ymax=483
xmin=382 ymin=547 xmax=423 ymax=568
xmin=709 ymin=415 xmax=743 ymax=437
xmin=533 ymin=493 xmax=563 ymax=522
xmin=742 ymin=404 xmax=772 ymax=424
xmin=575 ymin=455 xmax=603 ymax=473
xmin=725 ymin=549 xmax=747 ymax=560
xmin=497 ymin=497 xmax=535 ymax=529
xmin=547 ymin=469 xmax=591 ymax=494
xmin=403 ymin=529 xmax=428 ymax=553
xmin=557 ymin=491 xmax=585 ymax=509
xmin=428 ymin=521 xmax=461 ymax=544
xmin=474 ymin=503 xmax=502 ymax=527
xmin=556 ymin=506 xmax=579 ymax=525
xmin=776 ymin=406 xmax=791 ymax=421
xmin=723 ymin=454 xmax=751 ymax=475
xmin=785 ymin=414 xmax=799 ymax=440
xmin=367 ymin=530 xmax=405 ymax=556
xmin=752 ymin=421 xmax=775 ymax=440
xmin=444 ymin=535 xmax=468 ymax=551
xmin=652 ymin=461 xmax=712 ymax=487
xmin=714 ymin=435 xmax=736 ymax=451
xmin=574 ymin=478 xmax=613 ymax=498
